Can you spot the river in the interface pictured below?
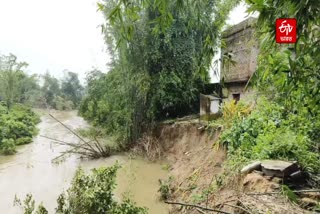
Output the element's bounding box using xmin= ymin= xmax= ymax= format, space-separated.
xmin=0 ymin=110 xmax=169 ymax=214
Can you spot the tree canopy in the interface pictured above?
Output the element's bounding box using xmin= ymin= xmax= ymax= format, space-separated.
xmin=80 ymin=0 xmax=240 ymax=146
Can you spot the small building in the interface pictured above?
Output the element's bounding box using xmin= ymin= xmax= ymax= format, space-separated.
xmin=221 ymin=17 xmax=258 ymax=101
xmin=200 ymin=94 xmax=221 ymax=121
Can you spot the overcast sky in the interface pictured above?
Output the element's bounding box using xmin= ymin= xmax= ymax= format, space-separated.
xmin=0 ymin=0 xmax=108 ymax=82
xmin=0 ymin=0 xmax=249 ymax=83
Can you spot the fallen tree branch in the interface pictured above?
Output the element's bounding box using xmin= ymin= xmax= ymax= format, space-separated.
xmin=40 ymin=135 xmax=98 ymax=154
xmin=224 ymin=203 xmax=253 ymax=214
xmin=246 ymin=189 xmax=320 ymax=196
xmin=49 ymin=114 xmax=99 ymax=153
xmin=49 ymin=114 xmax=87 ymax=143
xmin=40 ymin=114 xmax=112 ymax=161
xmin=214 ymin=199 xmax=237 ymax=209
xmin=196 ymin=208 xmax=206 ymax=214
xmin=164 ymin=201 xmax=233 ymax=214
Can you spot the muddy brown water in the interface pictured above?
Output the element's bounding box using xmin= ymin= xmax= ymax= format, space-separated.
xmin=0 ymin=110 xmax=169 ymax=214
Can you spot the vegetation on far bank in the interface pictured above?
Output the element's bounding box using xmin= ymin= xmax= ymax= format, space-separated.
xmin=0 ymin=54 xmax=84 ymax=111
xmin=0 ymin=53 xmax=85 ymax=155
xmin=0 ymin=103 xmax=40 ymax=155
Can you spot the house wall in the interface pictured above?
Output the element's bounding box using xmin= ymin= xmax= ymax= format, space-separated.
xmin=221 ymin=17 xmax=258 ymax=84
xmin=223 ymin=82 xmax=255 ymax=102
xmin=220 ymin=17 xmax=258 ymax=103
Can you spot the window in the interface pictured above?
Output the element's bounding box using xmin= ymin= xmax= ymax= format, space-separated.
xmin=232 ymin=93 xmax=240 ymax=104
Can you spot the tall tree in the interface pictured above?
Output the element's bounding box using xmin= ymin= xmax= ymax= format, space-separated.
xmin=18 ymin=73 xmax=41 ymax=105
xmin=80 ymin=0 xmax=240 ymax=145
xmin=0 ymin=54 xmax=28 ymax=110
xmin=42 ymin=71 xmax=61 ymax=108
xmin=61 ymin=71 xmax=83 ymax=107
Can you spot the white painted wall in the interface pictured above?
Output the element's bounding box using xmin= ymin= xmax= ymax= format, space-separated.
xmin=209 ymin=2 xmax=257 ymax=84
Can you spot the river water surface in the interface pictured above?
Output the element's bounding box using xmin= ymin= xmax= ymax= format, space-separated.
xmin=0 ymin=110 xmax=169 ymax=213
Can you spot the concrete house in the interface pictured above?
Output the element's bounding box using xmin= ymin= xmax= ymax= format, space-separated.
xmin=220 ymin=17 xmax=258 ymax=102
xmin=200 ymin=18 xmax=258 ymax=120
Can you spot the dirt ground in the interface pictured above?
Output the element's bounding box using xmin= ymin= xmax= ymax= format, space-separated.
xmin=147 ymin=120 xmax=312 ymax=214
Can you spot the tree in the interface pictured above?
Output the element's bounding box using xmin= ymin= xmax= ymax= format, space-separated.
xmin=80 ymin=0 xmax=240 ymax=145
xmin=18 ymin=73 xmax=42 ymax=106
xmin=42 ymin=72 xmax=61 ymax=108
xmin=0 ymin=54 xmax=28 ymax=110
xmin=61 ymin=71 xmax=83 ymax=107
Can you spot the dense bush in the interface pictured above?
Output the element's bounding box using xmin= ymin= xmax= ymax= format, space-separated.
xmin=15 ymin=165 xmax=147 ymax=214
xmin=42 ymin=71 xmax=83 ymax=110
xmin=0 ymin=103 xmax=40 ymax=154
xmin=52 ymin=96 xmax=74 ymax=111
xmin=220 ymin=98 xmax=320 ymax=176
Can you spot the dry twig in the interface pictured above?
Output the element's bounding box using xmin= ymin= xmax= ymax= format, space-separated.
xmin=165 ymin=201 xmax=233 ymax=214
xmin=41 ymin=114 xmax=111 ymax=161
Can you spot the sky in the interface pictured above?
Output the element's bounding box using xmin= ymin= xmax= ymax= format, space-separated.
xmin=0 ymin=0 xmax=109 ymax=83
xmin=0 ymin=0 xmax=251 ymax=84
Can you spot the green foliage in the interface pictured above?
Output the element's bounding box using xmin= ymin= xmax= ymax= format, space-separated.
xmin=158 ymin=176 xmax=174 ymax=201
xmin=1 ymin=139 xmax=16 ymax=155
xmin=281 ymin=185 xmax=298 ymax=203
xmin=246 ymin=0 xmax=320 ymax=144
xmin=14 ymin=194 xmax=48 ymax=214
xmin=16 ymin=165 xmax=147 ymax=214
xmin=56 ymin=165 xmax=147 ymax=213
xmin=221 ymin=98 xmax=320 ymax=176
xmin=16 ymin=137 xmax=33 ymax=145
xmin=52 ymin=96 xmax=74 ymax=111
xmin=207 ymin=99 xmax=252 ymax=140
xmin=0 ymin=54 xmax=80 ymax=110
xmin=42 ymin=72 xmax=61 ymax=108
xmin=61 ymin=71 xmax=84 ymax=107
xmin=0 ymin=104 xmax=40 ymax=155
xmin=80 ymin=0 xmax=239 ymax=146
xmin=217 ymin=0 xmax=320 ymax=187
xmin=80 ymin=67 xmax=150 ymax=145
xmin=42 ymin=71 xmax=83 ymax=110
xmin=0 ymin=54 xmax=28 ymax=110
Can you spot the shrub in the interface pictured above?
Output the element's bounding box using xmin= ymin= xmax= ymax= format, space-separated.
xmin=16 ymin=165 xmax=147 ymax=214
xmin=158 ymin=176 xmax=174 ymax=201
xmin=56 ymin=165 xmax=147 ymax=214
xmin=0 ymin=103 xmax=40 ymax=155
xmin=220 ymin=98 xmax=320 ymax=176
xmin=16 ymin=137 xmax=33 ymax=145
xmin=1 ymin=138 xmax=16 ymax=155
xmin=52 ymin=96 xmax=74 ymax=111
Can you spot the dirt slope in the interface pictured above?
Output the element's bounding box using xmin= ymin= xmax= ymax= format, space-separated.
xmin=149 ymin=121 xmax=310 ymax=214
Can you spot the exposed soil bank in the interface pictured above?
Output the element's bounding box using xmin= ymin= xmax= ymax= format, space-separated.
xmin=149 ymin=120 xmax=310 ymax=213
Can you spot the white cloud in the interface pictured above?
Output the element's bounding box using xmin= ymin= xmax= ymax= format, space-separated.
xmin=0 ymin=0 xmax=109 ymax=82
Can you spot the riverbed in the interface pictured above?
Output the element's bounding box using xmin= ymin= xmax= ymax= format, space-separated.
xmin=0 ymin=110 xmax=169 ymax=213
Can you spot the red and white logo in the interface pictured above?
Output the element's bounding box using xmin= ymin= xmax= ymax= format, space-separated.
xmin=276 ymin=18 xmax=297 ymax=43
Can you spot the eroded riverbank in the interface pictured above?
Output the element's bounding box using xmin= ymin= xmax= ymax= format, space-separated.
xmin=0 ymin=110 xmax=168 ymax=213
